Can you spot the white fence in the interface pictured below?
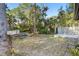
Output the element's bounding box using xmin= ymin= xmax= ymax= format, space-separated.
xmin=58 ymin=26 xmax=79 ymax=35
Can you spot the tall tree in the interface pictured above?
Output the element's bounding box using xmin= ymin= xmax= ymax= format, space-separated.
xmin=29 ymin=3 xmax=48 ymax=34
xmin=6 ymin=8 xmax=16 ymax=30
xmin=58 ymin=6 xmax=66 ymax=26
xmin=6 ymin=3 xmax=48 ymax=34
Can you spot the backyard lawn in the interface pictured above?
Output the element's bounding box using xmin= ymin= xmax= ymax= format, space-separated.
xmin=8 ymin=35 xmax=73 ymax=56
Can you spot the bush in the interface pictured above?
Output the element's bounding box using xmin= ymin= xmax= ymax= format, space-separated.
xmin=38 ymin=27 xmax=50 ymax=34
xmin=69 ymin=44 xmax=79 ymax=56
xmin=69 ymin=48 xmax=79 ymax=56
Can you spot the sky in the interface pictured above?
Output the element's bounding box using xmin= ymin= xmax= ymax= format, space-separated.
xmin=7 ymin=3 xmax=67 ymax=18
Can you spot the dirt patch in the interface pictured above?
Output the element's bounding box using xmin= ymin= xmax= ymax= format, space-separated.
xmin=12 ymin=35 xmax=71 ymax=56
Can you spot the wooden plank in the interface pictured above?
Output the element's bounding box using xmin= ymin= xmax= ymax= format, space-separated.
xmin=7 ymin=30 xmax=20 ymax=35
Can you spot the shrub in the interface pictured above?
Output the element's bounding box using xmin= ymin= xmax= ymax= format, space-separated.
xmin=69 ymin=48 xmax=79 ymax=56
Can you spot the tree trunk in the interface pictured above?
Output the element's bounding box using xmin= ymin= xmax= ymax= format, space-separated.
xmin=33 ymin=3 xmax=37 ymax=35
xmin=74 ymin=3 xmax=79 ymax=20
xmin=0 ymin=3 xmax=8 ymax=55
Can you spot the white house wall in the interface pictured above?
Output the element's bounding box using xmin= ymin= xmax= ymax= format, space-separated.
xmin=58 ymin=26 xmax=79 ymax=35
